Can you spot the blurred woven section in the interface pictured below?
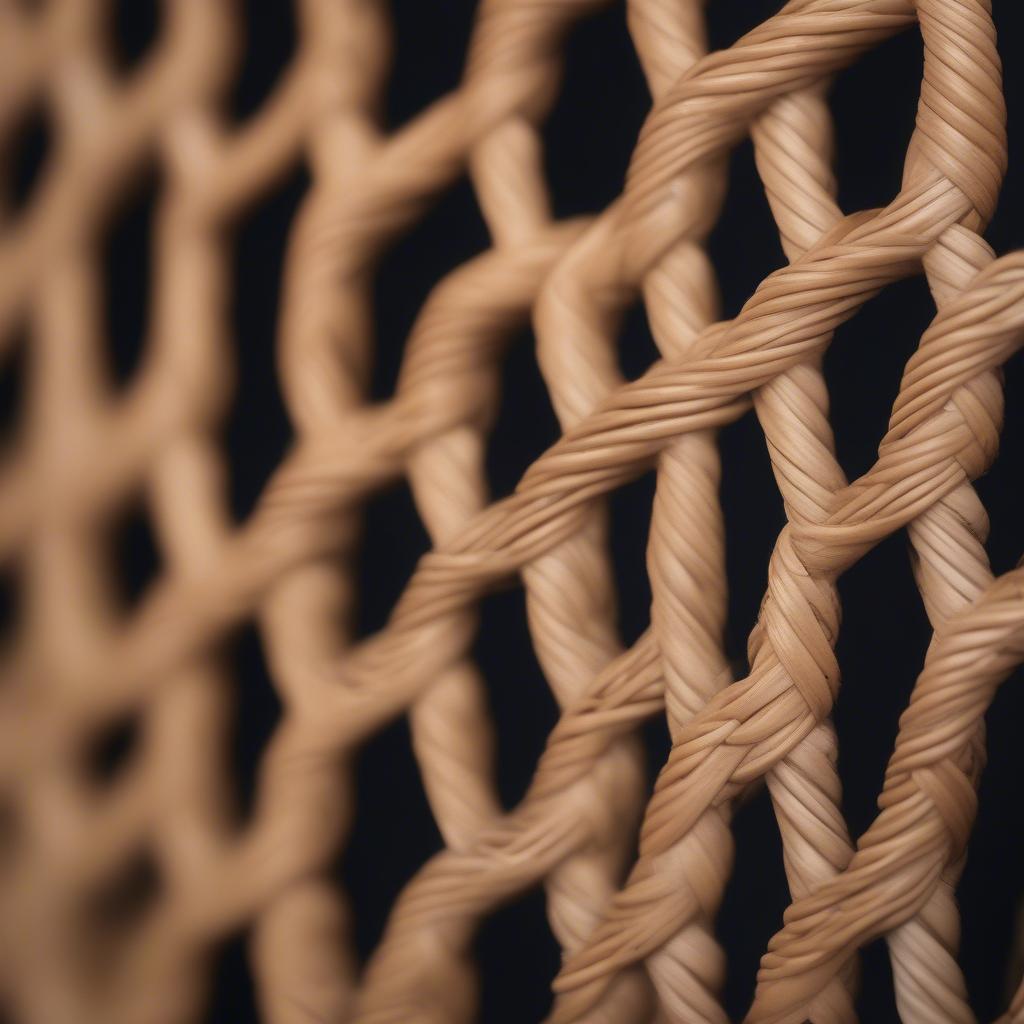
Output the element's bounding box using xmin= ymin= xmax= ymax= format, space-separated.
xmin=0 ymin=1 xmax=1022 ymax=1022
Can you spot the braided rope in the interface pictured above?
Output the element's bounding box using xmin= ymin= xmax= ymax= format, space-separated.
xmin=0 ymin=0 xmax=1022 ymax=1021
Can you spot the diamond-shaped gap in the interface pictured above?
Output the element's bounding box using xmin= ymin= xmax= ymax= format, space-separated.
xmin=111 ymin=498 xmax=161 ymax=610
xmin=479 ymin=322 xmax=560 ymax=806
xmin=483 ymin=326 xmax=560 ymax=500
xmin=2 ymin=102 xmax=50 ymax=214
xmin=610 ymin=302 xmax=658 ymax=651
xmin=371 ymin=176 xmax=490 ymax=403
xmin=225 ymin=165 xmax=306 ymax=521
xmin=829 ymin=529 xmax=930 ymax=1021
xmin=474 ymin=586 xmax=558 ymax=812
xmin=475 ymin=886 xmax=561 ymax=1024
xmin=542 ymin=3 xmax=647 ymax=220
xmin=231 ymin=1 xmax=296 ymax=121
xmin=718 ymin=408 xmax=785 ymax=674
xmin=641 ymin=713 xmax=673 ymax=825
xmin=110 ymin=0 xmax=159 ymax=73
xmin=345 ymin=479 xmax=437 ymax=964
xmin=0 ymin=328 xmax=26 ymax=448
xmin=706 ymin=0 xmax=785 ymax=52
xmin=385 ymin=0 xmax=477 ymax=130
xmin=833 ymin=530 xmax=930 ymax=840
xmin=824 ymin=274 xmax=934 ymax=483
xmin=354 ymin=481 xmax=430 ymax=641
xmin=84 ymin=712 xmax=141 ymax=787
xmin=716 ymin=784 xmax=789 ymax=1020
xmin=0 ymin=565 xmax=17 ymax=655
xmin=205 ymin=930 xmax=258 ymax=1024
xmin=608 ymin=470 xmax=654 ymax=651
xmin=830 ymin=27 xmax=922 ymax=217
xmin=857 ymin=938 xmax=900 ymax=1022
xmin=339 ymin=714 xmax=443 ymax=962
xmin=230 ymin=624 xmax=283 ymax=824
xmin=706 ymin=138 xmax=787 ymax=322
xmin=618 ymin=300 xmax=660 ymax=383
xmin=103 ymin=166 xmax=158 ymax=389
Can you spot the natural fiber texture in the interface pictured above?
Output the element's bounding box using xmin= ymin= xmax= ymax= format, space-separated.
xmin=1 ymin=0 xmax=1022 ymax=1022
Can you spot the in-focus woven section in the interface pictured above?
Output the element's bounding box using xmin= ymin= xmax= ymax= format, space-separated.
xmin=0 ymin=1 xmax=1022 ymax=1022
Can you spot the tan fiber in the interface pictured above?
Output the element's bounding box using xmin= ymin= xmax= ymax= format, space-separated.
xmin=0 ymin=0 xmax=1022 ymax=1022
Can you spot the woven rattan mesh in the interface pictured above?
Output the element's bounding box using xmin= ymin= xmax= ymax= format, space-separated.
xmin=2 ymin=0 xmax=1024 ymax=1021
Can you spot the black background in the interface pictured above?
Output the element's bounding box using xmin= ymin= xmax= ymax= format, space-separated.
xmin=3 ymin=1 xmax=1024 ymax=1022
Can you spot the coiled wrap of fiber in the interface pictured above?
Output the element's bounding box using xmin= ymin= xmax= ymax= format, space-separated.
xmin=0 ymin=0 xmax=1022 ymax=1022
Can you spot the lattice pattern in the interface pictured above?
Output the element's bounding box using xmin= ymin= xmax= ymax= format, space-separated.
xmin=1 ymin=0 xmax=1023 ymax=1021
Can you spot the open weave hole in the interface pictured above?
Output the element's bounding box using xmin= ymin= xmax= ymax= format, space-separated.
xmin=2 ymin=0 xmax=1024 ymax=1021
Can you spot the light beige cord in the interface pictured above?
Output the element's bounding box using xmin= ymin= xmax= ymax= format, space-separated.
xmin=0 ymin=0 xmax=1022 ymax=1022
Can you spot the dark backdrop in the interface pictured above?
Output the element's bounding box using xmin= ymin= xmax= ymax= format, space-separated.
xmin=3 ymin=1 xmax=1024 ymax=1021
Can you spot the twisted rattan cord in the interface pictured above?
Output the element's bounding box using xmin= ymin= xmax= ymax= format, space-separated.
xmin=744 ymin=82 xmax=857 ymax=1023
xmin=531 ymin=2 xmax=730 ymax=1017
xmin=632 ymin=0 xmax=733 ymax=1015
xmin=2 ymin=0 xmax=1023 ymax=1021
